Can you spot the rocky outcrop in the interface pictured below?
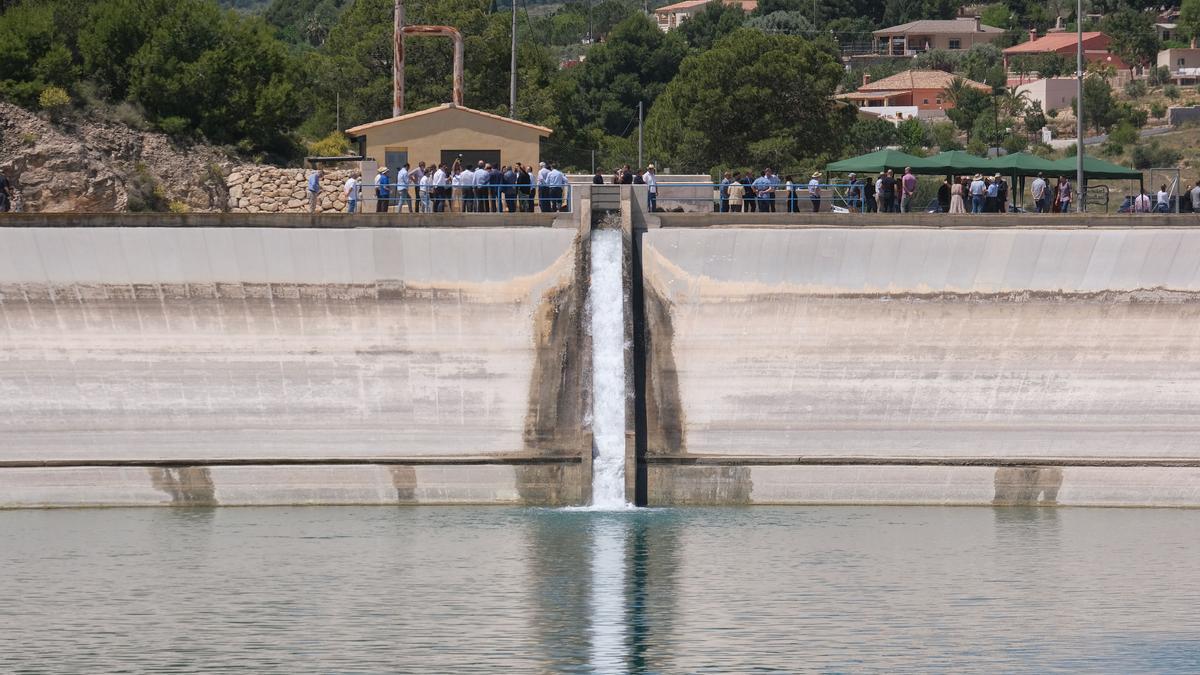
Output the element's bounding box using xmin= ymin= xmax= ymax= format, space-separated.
xmin=0 ymin=103 xmax=363 ymax=214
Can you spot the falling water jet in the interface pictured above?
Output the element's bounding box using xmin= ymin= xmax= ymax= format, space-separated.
xmin=588 ymin=228 xmax=630 ymax=509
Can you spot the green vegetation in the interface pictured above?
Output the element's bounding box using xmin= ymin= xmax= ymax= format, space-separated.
xmin=0 ymin=0 xmax=1192 ymax=174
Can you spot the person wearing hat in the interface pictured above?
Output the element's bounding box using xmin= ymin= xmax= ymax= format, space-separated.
xmin=375 ymin=166 xmax=391 ymax=213
xmin=985 ymin=173 xmax=1001 ymax=213
xmin=643 ymin=164 xmax=657 ymax=212
xmin=969 ymin=173 xmax=985 ymax=214
xmin=847 ymin=172 xmax=861 ymax=212
xmin=808 ymin=171 xmax=822 ymax=213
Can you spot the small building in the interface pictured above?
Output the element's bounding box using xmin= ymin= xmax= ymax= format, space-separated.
xmin=872 ymin=17 xmax=1003 ymax=56
xmin=1158 ymin=47 xmax=1200 ymax=84
xmin=654 ymin=0 xmax=756 ymax=32
xmin=1014 ymin=78 xmax=1078 ymax=113
xmin=838 ymin=70 xmax=990 ymax=112
xmin=1156 ymin=22 xmax=1177 ymax=43
xmin=346 ymin=103 xmax=552 ymax=183
xmin=1002 ymin=32 xmax=1129 ymax=71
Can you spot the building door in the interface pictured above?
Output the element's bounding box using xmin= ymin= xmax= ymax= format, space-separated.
xmin=384 ymin=149 xmax=408 ymax=185
xmin=442 ymin=149 xmax=501 ymax=170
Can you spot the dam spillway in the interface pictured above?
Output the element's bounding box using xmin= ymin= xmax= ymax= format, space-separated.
xmin=2 ymin=204 xmax=1200 ymax=507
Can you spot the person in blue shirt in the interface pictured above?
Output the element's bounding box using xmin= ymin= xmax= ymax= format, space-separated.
xmin=307 ymin=169 xmax=322 ymax=214
xmin=718 ymin=172 xmax=731 ymax=212
xmin=751 ymin=171 xmax=771 ymax=212
xmin=985 ymin=175 xmax=1000 ymax=213
xmin=374 ymin=167 xmax=390 ymax=212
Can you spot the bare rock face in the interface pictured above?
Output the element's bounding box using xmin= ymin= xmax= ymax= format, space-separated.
xmin=0 ymin=102 xmax=234 ymax=213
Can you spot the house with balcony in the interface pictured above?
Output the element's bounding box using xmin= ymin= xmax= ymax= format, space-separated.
xmin=1158 ymin=46 xmax=1200 ymax=84
xmin=654 ymin=0 xmax=757 ymax=32
xmin=872 ymin=17 xmax=1003 ymax=56
xmin=837 ymin=69 xmax=991 ymax=121
xmin=1002 ymin=32 xmax=1129 ymax=72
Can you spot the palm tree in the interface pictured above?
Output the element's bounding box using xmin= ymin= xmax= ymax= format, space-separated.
xmin=999 ymin=88 xmax=1033 ymax=117
xmin=940 ymin=77 xmax=971 ymax=108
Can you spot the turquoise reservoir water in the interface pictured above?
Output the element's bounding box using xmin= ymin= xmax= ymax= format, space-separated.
xmin=1 ymin=506 xmax=1198 ymax=673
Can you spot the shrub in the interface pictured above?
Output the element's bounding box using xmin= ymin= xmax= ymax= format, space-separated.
xmin=306 ymin=131 xmax=351 ymax=158
xmin=929 ymin=122 xmax=962 ymax=151
xmin=1124 ymin=80 xmax=1148 ymax=98
xmin=1108 ymin=121 xmax=1138 ymax=146
xmin=1002 ymin=133 xmax=1028 ymax=154
xmin=38 ymin=85 xmax=71 ymax=117
xmin=1150 ymin=102 xmax=1167 ymax=118
xmin=113 ymin=102 xmax=147 ymax=130
xmin=168 ymin=201 xmax=190 ymax=213
xmin=156 ymin=116 xmax=191 ymax=138
xmin=1046 ymin=108 xmax=1059 ymax=119
xmin=1131 ymin=140 xmax=1181 ymax=169
xmin=1165 ymin=84 xmax=1181 ymax=100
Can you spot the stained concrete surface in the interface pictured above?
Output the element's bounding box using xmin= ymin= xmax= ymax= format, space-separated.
xmin=0 ymin=227 xmax=586 ymax=469
xmin=641 ymin=227 xmax=1200 ymax=504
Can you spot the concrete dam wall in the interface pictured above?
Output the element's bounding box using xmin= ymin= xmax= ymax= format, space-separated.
xmin=639 ymin=226 xmax=1200 ymax=507
xmin=4 ymin=209 xmax=1200 ymax=508
xmin=0 ymin=221 xmax=593 ymax=506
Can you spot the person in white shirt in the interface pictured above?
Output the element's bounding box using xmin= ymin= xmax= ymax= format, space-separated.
xmin=1191 ymin=180 xmax=1200 ymax=212
xmin=343 ymin=172 xmax=359 ymax=214
xmin=472 ymin=162 xmax=489 ymax=212
xmin=410 ymin=163 xmax=425 ymax=212
xmin=1156 ymin=184 xmax=1171 ymax=212
xmin=451 ymin=168 xmax=462 ymax=212
xmin=419 ymin=173 xmax=431 ymax=213
xmin=395 ymin=164 xmax=411 ymax=213
xmin=1030 ymin=173 xmax=1047 ymax=213
xmin=1133 ymin=189 xmax=1151 ymax=213
xmin=807 ymin=171 xmax=821 ymax=213
xmin=432 ymin=164 xmax=447 ymax=212
xmin=969 ymin=174 xmax=986 ymax=213
xmin=458 ymin=164 xmax=475 ymax=212
xmin=643 ymin=164 xmax=657 ymax=212
xmin=536 ymin=161 xmax=550 ymax=212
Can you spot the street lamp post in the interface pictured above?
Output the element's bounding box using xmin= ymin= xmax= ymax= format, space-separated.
xmin=1076 ymin=0 xmax=1085 ymax=212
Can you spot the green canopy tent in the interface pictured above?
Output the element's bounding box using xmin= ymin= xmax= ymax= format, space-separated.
xmin=921 ymin=150 xmax=995 ymax=176
xmin=825 ymin=149 xmax=936 ymax=174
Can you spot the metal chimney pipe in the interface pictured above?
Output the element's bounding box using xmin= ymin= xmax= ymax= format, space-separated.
xmin=400 ymin=25 xmax=465 ymax=108
xmin=393 ymin=0 xmax=404 ymax=117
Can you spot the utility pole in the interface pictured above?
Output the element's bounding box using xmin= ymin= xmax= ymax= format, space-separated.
xmin=637 ymin=101 xmax=643 ymax=169
xmin=1076 ymin=0 xmax=1085 ymax=212
xmin=509 ymin=0 xmax=517 ymax=117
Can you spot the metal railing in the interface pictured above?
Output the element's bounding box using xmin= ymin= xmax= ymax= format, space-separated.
xmin=342 ymin=182 xmax=572 ymax=214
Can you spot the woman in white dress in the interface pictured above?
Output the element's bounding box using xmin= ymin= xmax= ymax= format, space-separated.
xmin=949 ymin=176 xmax=966 ymax=213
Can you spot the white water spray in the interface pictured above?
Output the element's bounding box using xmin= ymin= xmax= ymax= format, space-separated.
xmin=589 ymin=228 xmax=629 ymax=508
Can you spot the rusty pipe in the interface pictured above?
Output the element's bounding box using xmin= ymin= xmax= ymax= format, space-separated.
xmin=400 ymin=25 xmax=465 ymax=108
xmin=393 ymin=0 xmax=404 ymax=117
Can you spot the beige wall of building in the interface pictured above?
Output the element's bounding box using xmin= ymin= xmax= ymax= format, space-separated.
xmin=1015 ymin=78 xmax=1078 ymax=113
xmin=1159 ymin=48 xmax=1200 ymax=71
xmin=347 ymin=104 xmax=550 ymax=173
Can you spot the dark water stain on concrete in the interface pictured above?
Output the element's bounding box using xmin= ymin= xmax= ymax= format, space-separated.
xmin=646 ymin=465 xmax=751 ymax=505
xmin=993 ymin=466 xmax=1063 ymax=505
xmin=642 ymin=283 xmax=686 ymax=457
xmin=389 ymin=466 xmax=418 ymax=503
xmin=519 ymin=233 xmax=591 ymax=504
xmin=149 ymin=467 xmax=217 ymax=506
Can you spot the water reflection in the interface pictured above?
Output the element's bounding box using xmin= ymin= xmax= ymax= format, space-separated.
xmin=0 ymin=506 xmax=1198 ymax=673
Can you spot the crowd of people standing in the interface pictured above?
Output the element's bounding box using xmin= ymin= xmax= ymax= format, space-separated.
xmin=328 ymin=160 xmax=571 ymax=214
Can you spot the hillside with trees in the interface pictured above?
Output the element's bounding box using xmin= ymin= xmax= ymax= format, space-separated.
xmin=1 ymin=0 xmax=1196 ymax=180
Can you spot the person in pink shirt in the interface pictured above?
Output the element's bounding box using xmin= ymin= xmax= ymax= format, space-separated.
xmin=900 ymin=166 xmax=918 ymax=213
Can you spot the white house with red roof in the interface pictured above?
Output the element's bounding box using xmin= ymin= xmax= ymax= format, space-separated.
xmin=653 ymin=0 xmax=757 ymax=32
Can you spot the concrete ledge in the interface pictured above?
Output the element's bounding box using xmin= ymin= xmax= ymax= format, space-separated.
xmin=0 ymin=461 xmax=587 ymax=508
xmin=0 ymin=212 xmax=558 ymax=228
xmin=647 ymin=464 xmax=1200 ymax=507
xmin=655 ymin=212 xmax=1200 ymax=229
